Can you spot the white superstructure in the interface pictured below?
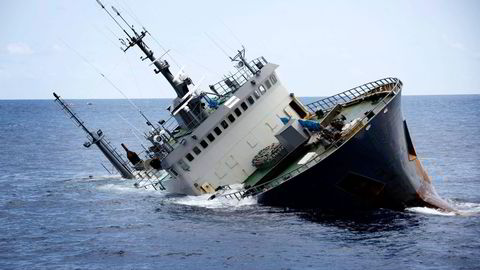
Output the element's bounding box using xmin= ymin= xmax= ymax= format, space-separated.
xmin=161 ymin=64 xmax=308 ymax=195
xmin=89 ymin=1 xmax=310 ymax=196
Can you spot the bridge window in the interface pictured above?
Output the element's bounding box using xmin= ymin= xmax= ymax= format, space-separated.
xmin=254 ymin=89 xmax=261 ymax=99
xmin=258 ymin=85 xmax=266 ymax=94
xmin=200 ymin=139 xmax=208 ymax=149
xmin=186 ymin=153 xmax=194 ymax=162
xmin=265 ymin=79 xmax=272 ymax=89
xmin=221 ymin=120 xmax=229 ymax=129
xmin=207 ymin=133 xmax=215 ymax=142
xmin=241 ymin=102 xmax=248 ymax=111
xmin=214 ymin=127 xmax=222 ymax=136
xmin=228 ymin=114 xmax=235 ymax=123
xmin=247 ymin=96 xmax=255 ymax=105
xmin=234 ymin=108 xmax=242 ymax=117
xmin=270 ymin=74 xmax=277 ymax=84
xmin=193 ymin=146 xmax=201 ymax=155
xmin=289 ymin=100 xmax=308 ymax=119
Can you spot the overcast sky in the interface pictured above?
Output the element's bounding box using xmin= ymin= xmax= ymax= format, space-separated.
xmin=0 ymin=0 xmax=479 ymax=99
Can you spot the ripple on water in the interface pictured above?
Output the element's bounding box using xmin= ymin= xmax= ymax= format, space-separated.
xmin=1 ymin=97 xmax=479 ymax=269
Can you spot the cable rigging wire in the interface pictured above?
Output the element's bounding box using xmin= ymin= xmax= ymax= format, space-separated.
xmin=60 ymin=39 xmax=154 ymax=127
xmin=106 ymin=0 xmax=222 ymax=80
xmin=220 ymin=19 xmax=244 ymax=48
xmin=205 ymin=32 xmax=230 ymax=59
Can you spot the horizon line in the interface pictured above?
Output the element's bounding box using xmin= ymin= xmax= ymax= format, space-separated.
xmin=1 ymin=93 xmax=479 ymax=101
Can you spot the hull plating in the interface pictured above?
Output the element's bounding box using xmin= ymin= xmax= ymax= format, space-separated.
xmin=258 ymin=91 xmax=453 ymax=212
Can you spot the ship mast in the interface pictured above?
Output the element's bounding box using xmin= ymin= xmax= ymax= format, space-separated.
xmin=53 ymin=92 xmax=134 ymax=179
xmin=96 ymin=0 xmax=206 ymax=130
xmin=96 ymin=0 xmax=190 ymax=98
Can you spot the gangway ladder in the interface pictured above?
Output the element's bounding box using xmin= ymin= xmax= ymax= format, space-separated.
xmin=53 ymin=92 xmax=134 ymax=179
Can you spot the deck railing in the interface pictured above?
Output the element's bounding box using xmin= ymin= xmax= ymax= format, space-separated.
xmin=153 ymin=57 xmax=269 ymax=139
xmin=209 ymin=57 xmax=268 ymax=96
xmin=219 ymin=77 xmax=403 ymax=201
xmin=134 ymin=168 xmax=170 ymax=190
xmin=305 ymin=77 xmax=399 ymax=113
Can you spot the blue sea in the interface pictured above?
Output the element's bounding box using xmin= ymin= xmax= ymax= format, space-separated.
xmin=0 ymin=95 xmax=479 ymax=269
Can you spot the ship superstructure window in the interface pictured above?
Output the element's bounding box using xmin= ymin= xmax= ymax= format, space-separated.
xmin=191 ymin=95 xmax=260 ymax=160
xmin=289 ymin=100 xmax=308 ymax=118
xmin=221 ymin=120 xmax=229 ymax=129
xmin=228 ymin=114 xmax=236 ymax=123
xmin=207 ymin=133 xmax=215 ymax=142
xmin=270 ymin=74 xmax=277 ymax=84
xmin=193 ymin=146 xmax=201 ymax=155
xmin=234 ymin=108 xmax=242 ymax=117
xmin=265 ymin=79 xmax=272 ymax=89
xmin=186 ymin=153 xmax=194 ymax=162
xmin=258 ymin=85 xmax=266 ymax=94
xmin=254 ymin=89 xmax=261 ymax=99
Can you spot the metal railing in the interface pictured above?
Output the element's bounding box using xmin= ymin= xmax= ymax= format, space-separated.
xmin=152 ymin=101 xmax=210 ymax=140
xmin=305 ymin=77 xmax=399 ymax=113
xmin=219 ymin=77 xmax=403 ymax=201
xmin=134 ymin=168 xmax=171 ymax=190
xmin=209 ymin=57 xmax=268 ymax=96
xmin=153 ymin=57 xmax=268 ymax=139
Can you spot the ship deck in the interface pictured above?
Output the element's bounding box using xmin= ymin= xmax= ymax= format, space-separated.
xmin=243 ymin=89 xmax=397 ymax=190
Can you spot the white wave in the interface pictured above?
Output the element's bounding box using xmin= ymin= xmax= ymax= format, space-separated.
xmin=452 ymin=201 xmax=480 ymax=216
xmin=407 ymin=201 xmax=480 ymax=217
xmin=406 ymin=207 xmax=456 ymax=216
xmin=95 ymin=181 xmax=257 ymax=209
xmin=97 ymin=183 xmax=165 ymax=196
xmin=169 ymin=183 xmax=257 ymax=209
xmin=97 ymin=183 xmax=138 ymax=193
xmin=170 ymin=194 xmax=257 ymax=209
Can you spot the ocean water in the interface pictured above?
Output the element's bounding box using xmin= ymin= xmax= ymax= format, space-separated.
xmin=0 ymin=95 xmax=479 ymax=269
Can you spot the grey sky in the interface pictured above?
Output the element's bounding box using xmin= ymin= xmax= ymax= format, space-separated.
xmin=0 ymin=0 xmax=479 ymax=99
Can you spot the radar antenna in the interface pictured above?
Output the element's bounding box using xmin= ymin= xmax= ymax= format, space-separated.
xmin=96 ymin=0 xmax=207 ymax=130
xmin=229 ymin=46 xmax=257 ymax=75
xmin=96 ymin=0 xmax=191 ymax=98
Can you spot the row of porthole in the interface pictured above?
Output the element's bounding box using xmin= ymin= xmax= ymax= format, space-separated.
xmin=183 ymin=74 xmax=278 ymax=164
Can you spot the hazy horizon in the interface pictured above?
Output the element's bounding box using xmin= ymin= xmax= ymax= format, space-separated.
xmin=1 ymin=93 xmax=479 ymax=101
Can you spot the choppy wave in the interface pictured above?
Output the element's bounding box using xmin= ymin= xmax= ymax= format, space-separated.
xmin=453 ymin=201 xmax=480 ymax=216
xmin=97 ymin=182 xmax=163 ymax=196
xmin=407 ymin=200 xmax=480 ymax=216
xmin=164 ymin=183 xmax=257 ymax=209
xmin=96 ymin=181 xmax=257 ymax=209
xmin=169 ymin=194 xmax=257 ymax=209
xmin=97 ymin=180 xmax=480 ymax=215
xmin=406 ymin=207 xmax=457 ymax=216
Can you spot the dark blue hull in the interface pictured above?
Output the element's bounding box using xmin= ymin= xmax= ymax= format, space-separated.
xmin=258 ymin=90 xmax=452 ymax=212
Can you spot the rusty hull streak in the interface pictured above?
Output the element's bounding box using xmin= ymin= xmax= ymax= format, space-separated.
xmin=414 ymin=158 xmax=457 ymax=213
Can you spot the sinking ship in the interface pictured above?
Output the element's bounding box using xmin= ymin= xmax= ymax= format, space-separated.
xmin=54 ymin=1 xmax=453 ymax=212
